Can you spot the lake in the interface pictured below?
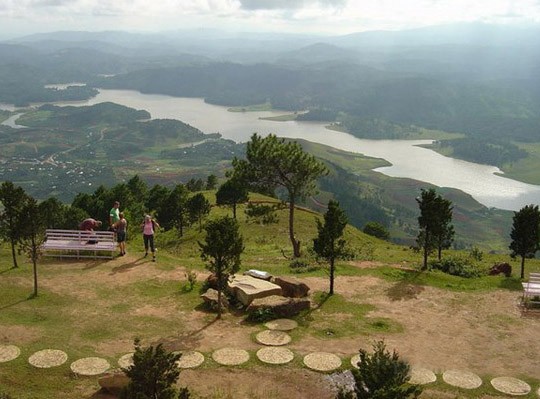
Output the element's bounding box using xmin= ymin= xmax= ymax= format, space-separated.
xmin=4 ymin=88 xmax=540 ymax=211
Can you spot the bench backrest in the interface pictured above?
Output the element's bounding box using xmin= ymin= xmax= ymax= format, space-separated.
xmin=45 ymin=229 xmax=115 ymax=242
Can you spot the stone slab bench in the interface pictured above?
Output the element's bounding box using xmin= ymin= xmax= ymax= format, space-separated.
xmin=41 ymin=229 xmax=116 ymax=259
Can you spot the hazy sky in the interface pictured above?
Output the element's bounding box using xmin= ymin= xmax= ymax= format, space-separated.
xmin=1 ymin=0 xmax=539 ymax=39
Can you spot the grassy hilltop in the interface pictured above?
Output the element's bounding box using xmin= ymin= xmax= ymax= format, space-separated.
xmin=1 ymin=194 xmax=539 ymax=399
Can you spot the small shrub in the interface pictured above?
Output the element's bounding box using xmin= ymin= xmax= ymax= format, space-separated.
xmin=120 ymin=338 xmax=191 ymax=399
xmin=246 ymin=307 xmax=276 ymax=323
xmin=430 ymin=256 xmax=482 ymax=278
xmin=289 ymin=258 xmax=320 ymax=273
xmin=183 ymin=270 xmax=197 ymax=291
xmin=363 ymin=222 xmax=390 ymax=240
xmin=469 ymin=246 xmax=484 ymax=261
xmin=344 ymin=340 xmax=422 ymax=399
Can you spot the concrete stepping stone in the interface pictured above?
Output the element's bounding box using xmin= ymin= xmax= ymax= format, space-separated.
xmin=118 ymin=353 xmax=134 ymax=369
xmin=264 ymin=319 xmax=298 ymax=331
xmin=490 ymin=377 xmax=531 ymax=396
xmin=350 ymin=354 xmax=360 ymax=369
xmin=256 ymin=347 xmax=294 ymax=365
xmin=442 ymin=369 xmax=482 ymax=389
xmin=176 ymin=351 xmax=204 ymax=369
xmin=303 ymin=352 xmax=342 ymax=372
xmin=28 ymin=349 xmax=68 ymax=368
xmin=212 ymin=348 xmax=249 ymax=366
xmin=70 ymin=357 xmax=110 ymax=376
xmin=409 ymin=367 xmax=437 ymax=385
xmin=255 ymin=330 xmax=292 ymax=346
xmin=0 ymin=345 xmax=21 ymax=363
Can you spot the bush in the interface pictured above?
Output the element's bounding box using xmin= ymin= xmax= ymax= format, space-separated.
xmin=289 ymin=258 xmax=320 ymax=273
xmin=342 ymin=340 xmax=422 ymax=399
xmin=429 ymin=256 xmax=483 ymax=278
xmin=120 ymin=338 xmax=191 ymax=399
xmin=363 ymin=222 xmax=390 ymax=240
xmin=246 ymin=307 xmax=276 ymax=323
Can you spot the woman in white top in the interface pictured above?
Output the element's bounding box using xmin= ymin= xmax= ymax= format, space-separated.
xmin=141 ymin=215 xmax=160 ymax=262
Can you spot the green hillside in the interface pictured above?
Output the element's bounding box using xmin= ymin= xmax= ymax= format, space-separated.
xmin=1 ymin=191 xmax=538 ymax=399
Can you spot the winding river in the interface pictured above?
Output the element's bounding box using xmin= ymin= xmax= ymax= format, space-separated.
xmin=3 ymin=88 xmax=540 ymax=211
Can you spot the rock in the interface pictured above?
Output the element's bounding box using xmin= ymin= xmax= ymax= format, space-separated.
xmin=205 ymin=273 xmax=219 ymax=290
xmin=228 ymin=275 xmax=282 ymax=306
xmin=243 ymin=269 xmax=273 ymax=281
xmin=489 ymin=262 xmax=512 ymax=277
xmin=201 ymin=288 xmax=229 ymax=310
xmin=272 ymin=276 xmax=310 ymax=298
xmin=98 ymin=370 xmax=130 ymax=394
xmin=247 ymin=295 xmax=311 ymax=317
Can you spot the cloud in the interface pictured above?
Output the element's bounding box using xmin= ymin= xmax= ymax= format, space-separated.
xmin=239 ymin=0 xmax=345 ymax=10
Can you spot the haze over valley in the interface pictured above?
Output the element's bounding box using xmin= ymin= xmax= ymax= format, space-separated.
xmin=1 ymin=13 xmax=540 ymax=250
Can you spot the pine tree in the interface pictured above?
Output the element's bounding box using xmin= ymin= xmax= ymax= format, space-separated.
xmin=199 ymin=216 xmax=244 ymax=318
xmin=313 ymin=200 xmax=354 ymax=295
xmin=232 ymin=133 xmax=328 ymax=257
xmin=510 ymin=204 xmax=540 ymax=279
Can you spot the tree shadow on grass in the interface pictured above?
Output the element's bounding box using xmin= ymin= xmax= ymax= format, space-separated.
xmin=386 ymin=280 xmax=425 ymax=301
xmin=0 ymin=297 xmax=29 ymax=311
xmin=109 ymin=256 xmax=147 ymax=275
xmin=155 ymin=317 xmax=219 ymax=352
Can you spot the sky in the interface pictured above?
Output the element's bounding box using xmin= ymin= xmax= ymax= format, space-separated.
xmin=0 ymin=0 xmax=539 ymax=39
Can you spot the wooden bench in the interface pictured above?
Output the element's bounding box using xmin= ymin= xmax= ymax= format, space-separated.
xmin=41 ymin=229 xmax=117 ymax=259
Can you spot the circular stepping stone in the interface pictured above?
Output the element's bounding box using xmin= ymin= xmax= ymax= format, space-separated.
xmin=409 ymin=367 xmax=437 ymax=385
xmin=118 ymin=353 xmax=134 ymax=369
xmin=255 ymin=330 xmax=292 ymax=346
xmin=176 ymin=351 xmax=204 ymax=369
xmin=256 ymin=347 xmax=294 ymax=365
xmin=28 ymin=349 xmax=68 ymax=368
xmin=264 ymin=319 xmax=298 ymax=331
xmin=70 ymin=357 xmax=110 ymax=376
xmin=212 ymin=348 xmax=249 ymax=366
xmin=0 ymin=345 xmax=21 ymax=363
xmin=303 ymin=352 xmax=342 ymax=372
xmin=490 ymin=377 xmax=531 ymax=396
xmin=350 ymin=354 xmax=360 ymax=369
xmin=442 ymin=369 xmax=482 ymax=389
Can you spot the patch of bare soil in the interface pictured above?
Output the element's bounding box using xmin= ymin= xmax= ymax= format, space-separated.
xmin=27 ymin=257 xmax=540 ymax=398
xmin=180 ymin=368 xmax=335 ymax=399
xmin=0 ymin=325 xmax=42 ymax=345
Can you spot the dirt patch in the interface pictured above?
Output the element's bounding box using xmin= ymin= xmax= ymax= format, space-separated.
xmin=180 ymin=368 xmax=335 ymax=399
xmin=0 ymin=325 xmax=42 ymax=345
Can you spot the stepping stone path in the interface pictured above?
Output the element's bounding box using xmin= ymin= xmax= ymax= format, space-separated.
xmin=28 ymin=349 xmax=68 ymax=368
xmin=490 ymin=377 xmax=531 ymax=396
xmin=0 ymin=345 xmax=20 ymax=363
xmin=409 ymin=367 xmax=437 ymax=385
xmin=212 ymin=348 xmax=249 ymax=366
xmin=256 ymin=347 xmax=294 ymax=365
xmin=70 ymin=357 xmax=110 ymax=376
xmin=442 ymin=369 xmax=482 ymax=389
xmin=118 ymin=353 xmax=134 ymax=369
xmin=255 ymin=330 xmax=292 ymax=346
xmin=303 ymin=352 xmax=342 ymax=372
xmin=3 ymin=319 xmax=540 ymax=399
xmin=176 ymin=351 xmax=205 ymax=369
xmin=264 ymin=319 xmax=299 ymax=331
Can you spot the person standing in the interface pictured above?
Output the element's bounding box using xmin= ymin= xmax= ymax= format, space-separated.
xmin=114 ymin=212 xmax=128 ymax=256
xmin=141 ymin=214 xmax=160 ymax=262
xmin=109 ymin=201 xmax=120 ymax=231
